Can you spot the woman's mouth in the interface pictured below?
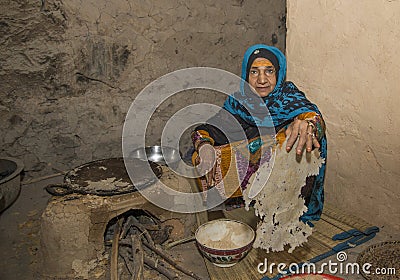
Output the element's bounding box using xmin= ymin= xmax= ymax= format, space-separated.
xmin=255 ymin=86 xmax=272 ymax=96
xmin=257 ymin=86 xmax=270 ymax=91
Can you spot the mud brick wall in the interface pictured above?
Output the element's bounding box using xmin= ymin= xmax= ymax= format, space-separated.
xmin=0 ymin=0 xmax=286 ymax=177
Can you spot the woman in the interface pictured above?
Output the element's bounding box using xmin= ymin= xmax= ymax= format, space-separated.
xmin=191 ymin=44 xmax=327 ymax=223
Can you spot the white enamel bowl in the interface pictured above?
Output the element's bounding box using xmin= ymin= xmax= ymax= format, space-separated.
xmin=195 ymin=219 xmax=255 ymax=268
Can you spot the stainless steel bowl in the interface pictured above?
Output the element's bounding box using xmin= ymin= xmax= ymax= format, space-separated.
xmin=130 ymin=146 xmax=181 ymax=166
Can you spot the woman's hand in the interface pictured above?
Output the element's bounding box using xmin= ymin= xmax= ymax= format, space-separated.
xmin=195 ymin=143 xmax=217 ymax=187
xmin=285 ymin=117 xmax=320 ymax=155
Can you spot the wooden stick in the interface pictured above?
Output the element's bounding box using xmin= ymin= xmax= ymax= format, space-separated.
xmin=121 ymin=216 xmax=136 ymax=239
xmin=141 ymin=239 xmax=203 ymax=280
xmin=143 ymin=255 xmax=179 ymax=280
xmin=117 ymin=217 xmax=202 ymax=280
xmin=21 ymin=172 xmax=65 ymax=185
xmin=119 ymin=246 xmax=135 ymax=276
xmin=142 ymin=210 xmax=162 ymax=227
xmin=111 ymin=218 xmax=124 ymax=280
xmin=131 ymin=234 xmax=144 ymax=280
xmin=164 ymin=236 xmax=196 ymax=250
xmin=118 ymin=239 xmax=201 ymax=280
xmin=121 ymin=216 xmax=155 ymax=246
xmin=120 ymin=243 xmax=179 ymax=280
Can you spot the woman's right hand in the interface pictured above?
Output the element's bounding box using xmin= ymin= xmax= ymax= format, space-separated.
xmin=285 ymin=117 xmax=320 ymax=155
xmin=195 ymin=143 xmax=217 ymax=187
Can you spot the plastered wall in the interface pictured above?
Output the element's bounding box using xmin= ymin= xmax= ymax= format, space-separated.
xmin=0 ymin=0 xmax=286 ymax=177
xmin=286 ymin=0 xmax=400 ymax=231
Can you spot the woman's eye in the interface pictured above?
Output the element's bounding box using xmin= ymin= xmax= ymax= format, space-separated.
xmin=250 ymin=70 xmax=258 ymax=75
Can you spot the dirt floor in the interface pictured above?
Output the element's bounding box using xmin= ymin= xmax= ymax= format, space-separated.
xmin=1 ymin=175 xmax=399 ymax=280
xmin=0 ymin=176 xmax=58 ymax=280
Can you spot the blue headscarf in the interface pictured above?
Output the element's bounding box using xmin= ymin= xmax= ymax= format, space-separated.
xmin=223 ymin=44 xmax=327 ymax=223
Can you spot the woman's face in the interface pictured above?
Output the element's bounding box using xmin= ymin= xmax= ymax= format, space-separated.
xmin=248 ymin=58 xmax=277 ymax=97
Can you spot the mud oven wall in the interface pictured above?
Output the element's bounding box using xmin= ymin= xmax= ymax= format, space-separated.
xmin=40 ymin=169 xmax=198 ymax=279
xmin=0 ymin=0 xmax=286 ymax=178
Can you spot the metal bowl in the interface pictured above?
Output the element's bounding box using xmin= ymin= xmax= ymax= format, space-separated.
xmin=130 ymin=146 xmax=181 ymax=166
xmin=0 ymin=157 xmax=24 ymax=212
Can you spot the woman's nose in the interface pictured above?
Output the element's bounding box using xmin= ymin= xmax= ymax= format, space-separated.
xmin=258 ymin=72 xmax=267 ymax=84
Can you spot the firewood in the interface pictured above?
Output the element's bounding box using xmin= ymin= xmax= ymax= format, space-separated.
xmin=119 ymin=246 xmax=135 ymax=276
xmin=131 ymin=234 xmax=144 ymax=280
xmin=111 ymin=218 xmax=124 ymax=280
xmin=143 ymin=255 xmax=179 ymax=280
xmin=141 ymin=239 xmax=202 ymax=280
xmin=121 ymin=216 xmax=155 ymax=246
xmin=164 ymin=236 xmax=196 ymax=249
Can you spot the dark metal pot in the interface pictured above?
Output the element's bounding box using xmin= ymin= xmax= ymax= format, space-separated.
xmin=0 ymin=157 xmax=24 ymax=212
xmin=45 ymin=157 xmax=162 ymax=196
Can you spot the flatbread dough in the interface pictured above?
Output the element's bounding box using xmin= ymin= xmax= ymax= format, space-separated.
xmin=243 ymin=140 xmax=325 ymax=253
